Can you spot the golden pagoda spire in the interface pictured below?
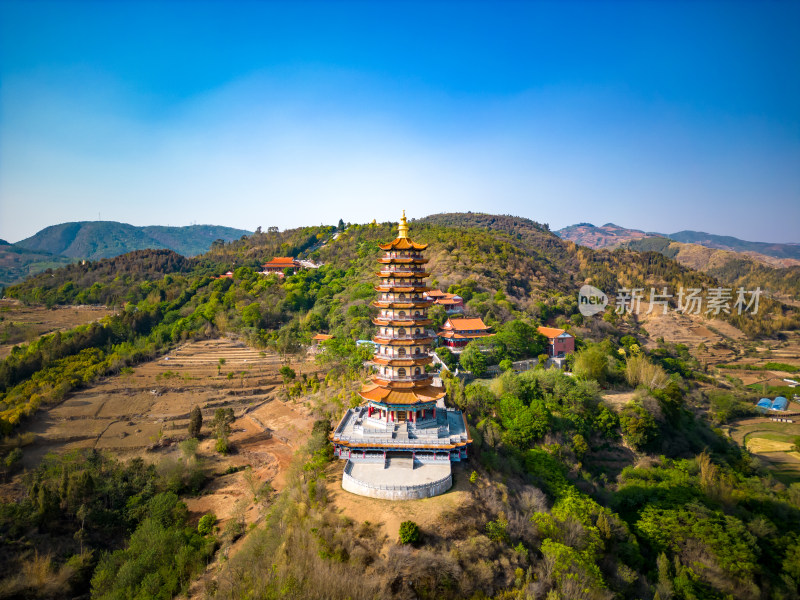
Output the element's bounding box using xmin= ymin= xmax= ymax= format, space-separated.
xmin=398 ymin=210 xmax=409 ymax=238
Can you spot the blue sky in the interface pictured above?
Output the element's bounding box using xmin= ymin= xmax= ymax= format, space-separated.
xmin=1 ymin=1 xmax=798 ymax=242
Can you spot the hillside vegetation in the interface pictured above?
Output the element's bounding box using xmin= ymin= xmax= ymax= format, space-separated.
xmin=669 ymin=230 xmax=800 ymax=261
xmin=1 ymin=213 xmax=800 ymax=600
xmin=15 ymin=221 xmax=251 ymax=260
xmin=0 ymin=242 xmax=73 ymax=288
xmin=626 ymin=237 xmax=800 ymax=298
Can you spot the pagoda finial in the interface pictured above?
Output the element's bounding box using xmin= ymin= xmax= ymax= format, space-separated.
xmin=398 ymin=210 xmax=409 ymax=238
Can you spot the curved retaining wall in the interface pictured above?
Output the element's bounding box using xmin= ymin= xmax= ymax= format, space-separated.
xmin=342 ymin=464 xmax=453 ymax=500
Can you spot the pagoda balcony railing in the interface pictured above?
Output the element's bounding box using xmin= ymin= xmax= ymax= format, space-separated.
xmin=379 ymin=267 xmax=428 ymax=274
xmin=344 ymin=453 xmax=385 ymax=464
xmin=412 ymin=454 xmax=453 ymax=463
xmin=379 ymin=374 xmax=432 ymax=382
xmin=375 ymin=334 xmax=433 ymax=341
xmin=379 ymin=278 xmax=424 ymax=283
xmin=375 ymin=316 xmax=431 ymax=323
xmin=334 ymin=434 xmax=463 ymax=448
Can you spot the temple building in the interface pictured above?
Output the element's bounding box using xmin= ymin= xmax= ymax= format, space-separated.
xmin=424 ymin=289 xmax=464 ymax=314
xmin=438 ymin=317 xmax=494 ymax=352
xmin=261 ymin=256 xmax=301 ymax=276
xmin=330 ymin=212 xmax=470 ymax=500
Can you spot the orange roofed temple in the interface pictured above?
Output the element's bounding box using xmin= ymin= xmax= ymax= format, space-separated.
xmin=330 ymin=211 xmax=471 ymax=500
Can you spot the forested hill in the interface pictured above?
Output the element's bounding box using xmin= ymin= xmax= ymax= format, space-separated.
xmin=3 ymin=213 xmax=800 ymax=600
xmin=625 ymin=237 xmax=800 ymax=298
xmin=557 ymin=221 xmax=800 ymax=261
xmin=8 ymin=213 xmax=795 ymax=339
xmin=15 ymin=221 xmax=251 ymax=260
xmin=0 ymin=243 xmax=73 ymax=288
xmin=669 ymin=230 xmax=800 ymax=260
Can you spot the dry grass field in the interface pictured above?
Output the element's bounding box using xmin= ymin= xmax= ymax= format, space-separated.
xmin=0 ymin=298 xmax=114 ymax=359
xmin=637 ymin=310 xmax=742 ymax=364
xmin=745 ymin=437 xmax=794 ymax=453
xmin=14 ymin=338 xmax=317 ymax=528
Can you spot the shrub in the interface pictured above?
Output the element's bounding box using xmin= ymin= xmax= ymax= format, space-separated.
xmin=573 ymin=343 xmax=611 ymax=385
xmin=625 ymin=354 xmax=669 ymax=390
xmin=215 ymin=434 xmax=230 ymax=455
xmin=279 ymin=365 xmax=296 ymax=383
xmin=198 ymin=513 xmax=216 ymax=535
xmin=398 ymin=520 xmax=420 ymax=545
xmin=485 ymin=515 xmax=510 ymax=543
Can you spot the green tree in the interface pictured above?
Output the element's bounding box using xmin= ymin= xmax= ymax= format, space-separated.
xmin=213 ymin=408 xmax=234 ymax=455
xmin=498 ymin=394 xmax=550 ymax=448
xmin=495 ymin=320 xmax=547 ymax=361
xmin=398 ymin=520 xmax=420 ymax=544
xmin=197 ymin=513 xmax=216 ymax=535
xmin=241 ymin=303 xmax=262 ymax=328
xmin=619 ymin=402 xmax=657 ymax=450
xmin=460 ymin=341 xmax=487 ymax=376
xmin=572 ymin=433 xmax=589 ymax=460
xmin=188 ymin=405 xmax=202 ymax=438
xmin=435 ymin=346 xmax=458 ymax=370
xmin=574 ymin=343 xmax=610 ymax=385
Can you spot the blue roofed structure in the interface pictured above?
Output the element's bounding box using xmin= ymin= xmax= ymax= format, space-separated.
xmin=771 ymin=397 xmax=788 ymax=411
xmin=756 ymin=398 xmax=772 ymax=412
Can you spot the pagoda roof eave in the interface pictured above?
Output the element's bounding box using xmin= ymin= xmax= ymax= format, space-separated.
xmin=378 ymin=237 xmax=428 ymax=251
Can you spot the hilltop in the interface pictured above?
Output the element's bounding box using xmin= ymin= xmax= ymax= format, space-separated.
xmin=0 ymin=221 xmax=251 ymax=288
xmin=557 ymin=222 xmax=800 ymax=261
xmin=15 ymin=221 xmax=251 ymax=260
xmin=668 ymin=230 xmax=800 ymax=260
xmin=556 ymin=222 xmax=654 ymax=249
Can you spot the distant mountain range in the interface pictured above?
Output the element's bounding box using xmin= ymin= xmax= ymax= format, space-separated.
xmin=1 ymin=221 xmax=251 ymax=288
xmin=0 ymin=239 xmax=73 ymax=288
xmin=556 ymin=223 xmax=800 ymax=261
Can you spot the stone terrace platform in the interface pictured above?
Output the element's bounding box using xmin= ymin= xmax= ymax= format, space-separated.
xmin=342 ymin=458 xmax=452 ymax=500
xmin=332 ymin=405 xmax=469 ymax=454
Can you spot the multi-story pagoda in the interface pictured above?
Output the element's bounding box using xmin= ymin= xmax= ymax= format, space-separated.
xmin=331 ymin=212 xmax=470 ymax=500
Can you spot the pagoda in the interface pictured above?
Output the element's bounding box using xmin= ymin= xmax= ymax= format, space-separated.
xmin=330 ymin=212 xmax=470 ymax=500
